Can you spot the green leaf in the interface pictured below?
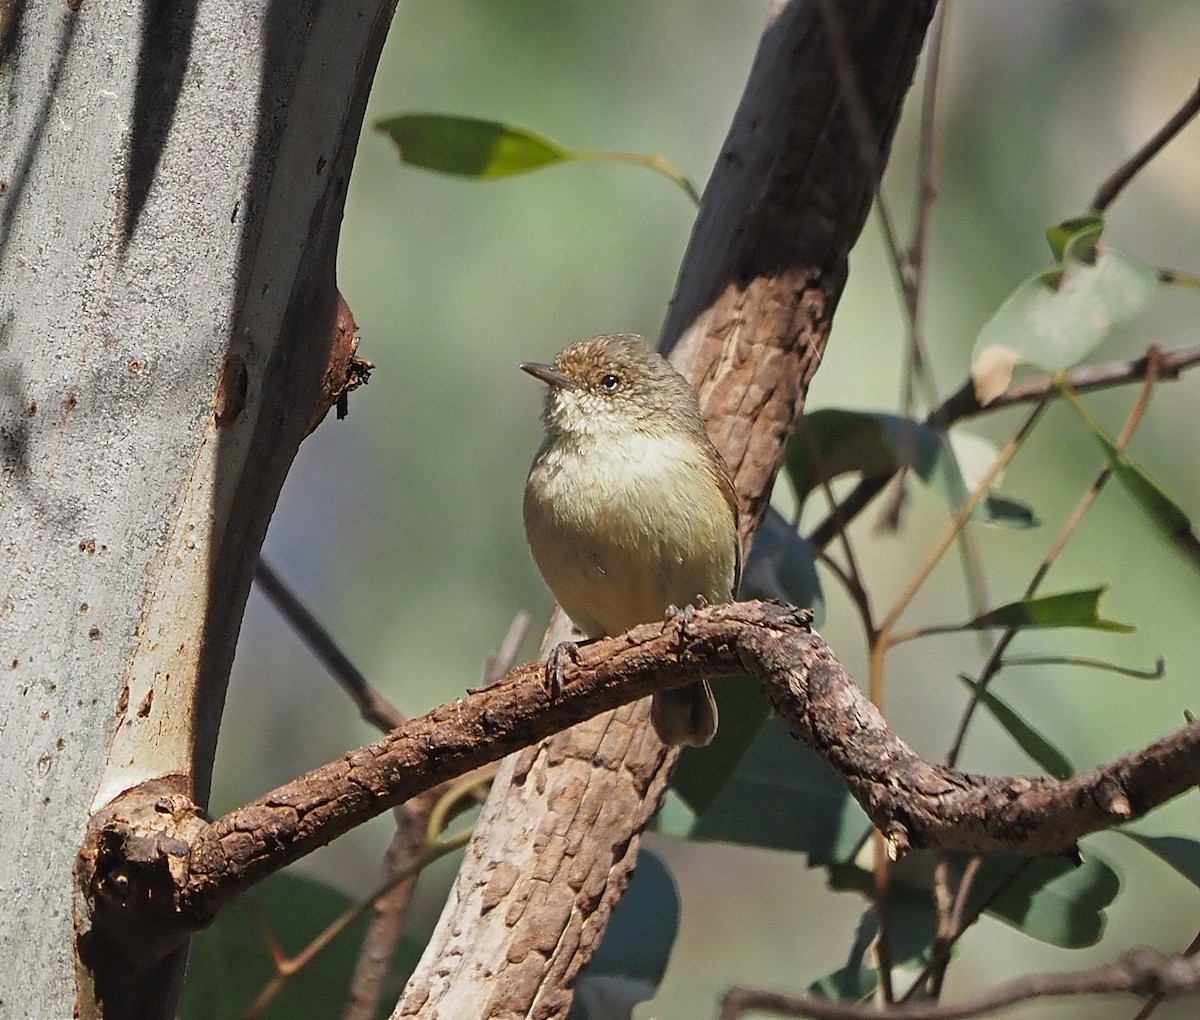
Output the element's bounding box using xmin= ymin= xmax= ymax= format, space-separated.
xmin=957 ymin=675 xmax=1074 ymax=779
xmin=374 ymin=113 xmax=701 ymax=203
xmin=1117 ymin=831 xmax=1200 ymax=889
xmin=1067 ymin=401 xmax=1200 ymax=575
xmin=179 ymin=872 xmax=422 ymax=1020
xmin=670 ymin=678 xmax=770 ymax=819
xmin=743 ymin=507 xmax=825 ymax=624
xmin=786 ymin=410 xmax=1034 ymax=528
xmin=1045 ymin=214 xmax=1104 ymax=263
xmin=375 ymin=114 xmax=569 ymax=178
xmin=972 ymin=235 xmax=1158 ymax=389
xmin=691 ymin=719 xmax=871 ymax=864
xmin=830 ymin=848 xmax=1120 ymax=949
xmin=808 ymin=904 xmax=934 ymax=1002
xmin=982 ymin=850 xmax=1120 ymax=947
xmin=963 ymin=587 xmax=1134 ymax=633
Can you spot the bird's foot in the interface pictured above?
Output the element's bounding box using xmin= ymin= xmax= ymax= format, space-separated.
xmin=545 ymin=640 xmax=582 ymax=700
xmin=663 ymin=602 xmax=697 ymax=646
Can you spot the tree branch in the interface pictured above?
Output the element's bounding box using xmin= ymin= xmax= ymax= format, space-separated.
xmin=1090 ymin=77 xmax=1200 ymax=213
xmin=81 ymin=600 xmax=1200 ymax=969
xmin=719 ymin=948 xmax=1200 ymax=1020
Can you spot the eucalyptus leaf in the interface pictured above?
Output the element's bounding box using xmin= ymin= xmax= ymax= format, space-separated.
xmin=743 ymin=506 xmax=825 ymax=623
xmin=807 ymin=904 xmax=935 ymax=1002
xmin=830 ymin=848 xmax=1120 ymax=949
xmin=571 ymin=849 xmax=679 ymax=1020
xmin=962 ymin=587 xmax=1134 ymax=633
xmin=958 ymin=675 xmax=1074 ymax=779
xmin=670 ymin=677 xmax=770 ymax=819
xmin=972 ymin=218 xmax=1157 ymax=393
xmin=1045 ymin=214 xmax=1104 ymax=263
xmin=786 ymin=410 xmax=1033 ymax=528
xmin=1117 ymin=831 xmax=1200 ymax=890
xmin=376 ymin=114 xmax=569 ymax=178
xmin=1070 ymin=402 xmax=1200 ymax=575
xmin=692 ymin=719 xmax=871 ymax=865
xmin=375 ymin=113 xmax=700 ymax=202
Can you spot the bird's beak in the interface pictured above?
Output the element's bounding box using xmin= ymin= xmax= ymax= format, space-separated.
xmin=520 ymin=362 xmax=579 ymax=389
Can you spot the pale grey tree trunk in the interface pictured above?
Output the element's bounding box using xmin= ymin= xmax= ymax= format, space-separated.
xmin=0 ymin=1 xmax=397 ymax=1016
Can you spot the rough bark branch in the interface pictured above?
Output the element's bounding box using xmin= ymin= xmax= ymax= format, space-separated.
xmin=81 ymin=600 xmax=1200 ymax=974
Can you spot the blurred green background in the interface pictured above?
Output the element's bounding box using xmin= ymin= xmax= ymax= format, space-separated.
xmin=212 ymin=1 xmax=1200 ymax=1016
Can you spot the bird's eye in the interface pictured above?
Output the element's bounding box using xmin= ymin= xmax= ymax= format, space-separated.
xmin=600 ymin=374 xmax=621 ymax=391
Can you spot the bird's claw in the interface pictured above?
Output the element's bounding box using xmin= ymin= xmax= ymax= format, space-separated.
xmin=545 ymin=640 xmax=581 ymax=701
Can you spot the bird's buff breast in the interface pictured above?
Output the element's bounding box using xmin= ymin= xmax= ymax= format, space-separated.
xmin=524 ymin=430 xmax=737 ymax=638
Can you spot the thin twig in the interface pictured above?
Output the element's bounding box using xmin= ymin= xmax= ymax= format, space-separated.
xmin=1000 ymin=653 xmax=1164 ymax=680
xmin=254 ymin=558 xmax=405 ymax=733
xmin=925 ymin=358 xmax=1164 ymax=980
xmin=1091 ymin=78 xmax=1200 ymax=212
xmin=897 ymin=0 xmax=948 ymax=420
xmin=800 ymin=415 xmax=877 ymax=641
xmin=875 ymin=395 xmax=1050 ymax=642
xmin=901 ymin=857 xmax=1035 ymax=1005
xmin=242 ymin=780 xmax=482 ymax=1020
xmin=944 ymin=350 xmax=1162 ymax=767
xmin=871 ymin=830 xmax=896 ymax=1004
xmin=341 ymin=797 xmax=435 ymax=1020
xmin=719 ymin=948 xmax=1200 ymax=1020
xmin=483 ymin=610 xmax=532 ymax=686
xmin=1131 ymin=927 xmax=1200 ymax=1020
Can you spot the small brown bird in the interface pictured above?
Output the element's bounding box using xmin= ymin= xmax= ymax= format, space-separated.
xmin=521 ymin=334 xmax=741 ymax=746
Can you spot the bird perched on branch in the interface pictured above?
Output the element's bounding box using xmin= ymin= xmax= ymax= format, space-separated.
xmin=522 ymin=333 xmax=741 ymax=747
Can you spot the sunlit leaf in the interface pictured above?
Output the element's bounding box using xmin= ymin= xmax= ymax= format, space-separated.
xmin=375 ymin=113 xmax=701 ymax=202
xmin=962 ymin=587 xmax=1134 ymax=633
xmin=958 ymin=675 xmax=1074 ymax=779
xmin=972 ymin=216 xmax=1157 ymax=401
xmin=376 ymin=114 xmax=569 ymax=178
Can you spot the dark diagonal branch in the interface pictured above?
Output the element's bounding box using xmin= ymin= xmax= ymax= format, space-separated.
xmin=254 ymin=557 xmax=405 ymax=733
xmin=80 ymin=600 xmax=1200 ymax=971
xmin=1091 ymin=78 xmax=1200 ymax=213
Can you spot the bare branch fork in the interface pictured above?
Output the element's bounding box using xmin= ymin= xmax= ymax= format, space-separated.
xmin=80 ymin=599 xmax=1200 ymax=969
